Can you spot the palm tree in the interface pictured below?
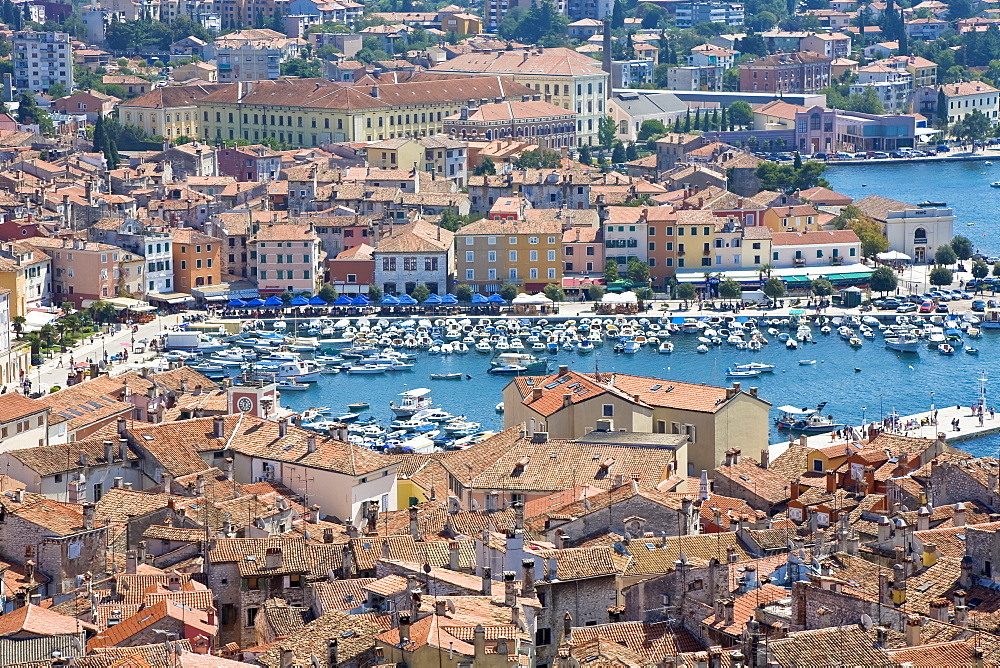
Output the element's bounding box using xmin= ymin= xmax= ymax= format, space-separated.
xmin=11 ymin=316 xmax=25 ymax=338
xmin=759 ymin=263 xmax=774 ymax=281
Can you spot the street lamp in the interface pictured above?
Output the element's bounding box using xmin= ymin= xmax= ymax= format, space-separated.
xmin=930 ymin=391 xmax=935 ymax=426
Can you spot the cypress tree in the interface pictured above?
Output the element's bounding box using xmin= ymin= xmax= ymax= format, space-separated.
xmin=683 ymin=109 xmax=691 ymax=133
xmin=694 ymin=108 xmax=701 ymax=130
xmin=721 ymin=106 xmax=728 ymax=131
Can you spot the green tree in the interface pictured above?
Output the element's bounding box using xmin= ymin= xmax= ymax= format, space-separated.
xmin=543 ymin=283 xmax=565 ymax=301
xmin=626 ymin=259 xmax=650 ymax=284
xmin=578 ymin=145 xmax=592 ymax=165
xmin=719 ymin=278 xmax=742 ymax=300
xmin=11 ymin=315 xmax=24 ymax=338
xmin=935 ymin=244 xmax=958 ymax=266
xmin=951 ymin=235 xmax=974 ymax=260
xmin=474 ymin=157 xmax=496 ymax=176
xmin=762 ymin=277 xmax=785 ymax=300
xmin=368 ymin=284 xmax=383 ymax=302
xmin=598 ymin=115 xmax=617 ymax=150
xmin=972 ymin=260 xmax=989 ymax=289
xmin=869 ymin=266 xmax=898 ymax=294
xmin=728 ymin=100 xmax=754 ymax=128
xmin=611 ymin=142 xmax=626 ymax=164
xmin=952 ymin=109 xmax=991 ymax=151
xmin=994 ymin=262 xmax=1000 ymax=277
xmin=625 ymin=142 xmax=638 ymax=161
xmin=848 ymin=217 xmax=889 ymax=258
xmin=318 ymin=283 xmax=338 ymax=303
xmin=936 ymin=88 xmax=948 ymax=129
xmin=677 ymin=282 xmax=697 ymax=301
xmin=410 ymin=284 xmax=430 ymax=302
xmin=47 ymin=82 xmax=66 ymax=99
xmin=809 ymin=277 xmax=833 ymax=296
xmin=856 ymin=85 xmax=887 ymax=114
xmin=455 ymin=284 xmax=474 ymax=302
xmin=514 ymin=148 xmax=561 ymax=169
xmin=587 ymin=284 xmax=605 ymax=301
xmin=929 ymin=265 xmax=954 ymax=287
xmin=16 ymin=92 xmax=52 ymax=134
xmin=611 ymin=0 xmax=625 ymax=28
xmin=604 ymin=259 xmax=620 ymax=282
xmin=499 ymin=283 xmax=519 ymax=301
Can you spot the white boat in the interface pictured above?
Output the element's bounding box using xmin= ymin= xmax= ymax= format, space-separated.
xmin=696 ymin=344 xmax=710 ymax=353
xmin=885 ymin=332 xmax=921 ymax=353
xmin=346 ymin=364 xmax=388 ymax=374
xmin=277 ymin=380 xmax=310 ymax=391
xmin=391 ymin=388 xmax=433 ymax=417
xmin=622 ymin=340 xmax=641 ymax=354
xmin=726 ymin=367 xmax=761 ymax=378
xmin=658 ymin=341 xmax=674 ymax=354
xmin=798 ymin=359 xmax=816 ymax=365
xmin=786 ymin=339 xmax=798 ymax=350
xmin=577 ymin=339 xmax=594 ymax=353
xmin=734 ymin=362 xmax=774 ymax=373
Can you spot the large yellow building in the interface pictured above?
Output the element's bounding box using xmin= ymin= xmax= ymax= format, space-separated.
xmin=456 ymin=210 xmax=563 ymax=292
xmin=119 ymin=83 xmax=228 ymax=140
xmin=196 ymin=76 xmax=535 ymax=146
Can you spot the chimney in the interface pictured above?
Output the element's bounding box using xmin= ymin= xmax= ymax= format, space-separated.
xmin=82 ymin=503 xmax=95 ymax=530
xmin=825 ymin=471 xmax=836 ymax=493
xmin=79 ymin=451 xmax=89 ymax=468
xmin=398 ymin=613 xmax=411 ymax=643
xmin=879 ymin=572 xmax=891 ymax=604
xmin=104 ymin=440 xmax=114 ymax=463
xmin=481 ymin=566 xmax=492 ymax=595
xmin=521 ymin=558 xmax=536 ymax=598
xmin=722 ymin=598 xmax=734 ymax=626
xmin=125 ymin=550 xmax=138 ymax=574
xmin=265 ymin=546 xmax=283 ymax=569
xmin=558 ymin=365 xmax=568 ymax=376
xmin=473 ymin=624 xmax=486 ymax=659
xmin=119 ymin=438 xmax=129 ymax=463
xmin=326 ymin=640 xmax=338 ymax=668
xmin=213 ymin=416 xmax=225 ymax=438
xmin=954 ymin=502 xmax=966 ymax=527
xmin=278 ymin=418 xmax=288 ymax=438
xmin=280 ymin=649 xmax=294 ymax=668
xmin=904 ymin=615 xmax=922 ymax=647
xmin=917 ymin=506 xmax=930 ymax=532
xmin=503 ymin=571 xmax=517 ymax=606
xmin=562 ymin=393 xmax=572 ymax=407
xmin=929 ymin=598 xmax=949 ymax=622
xmin=877 ymin=516 xmax=890 ymax=542
xmin=530 ymin=388 xmax=543 ymax=402
xmin=224 ymin=458 xmax=233 ymax=481
xmin=307 ymin=435 xmax=317 ymax=453
xmin=922 ymin=542 xmax=938 ymax=567
xmin=137 ymin=540 xmax=146 ymax=563
xmin=161 ymin=472 xmax=173 ymax=492
xmin=449 ymin=541 xmax=460 ymax=570
xmin=409 ymin=505 xmax=420 ymax=540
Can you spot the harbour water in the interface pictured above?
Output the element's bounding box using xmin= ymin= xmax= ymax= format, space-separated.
xmin=270 ymin=324 xmax=1000 ymax=457
xmin=826 ymin=160 xmax=1000 ymax=255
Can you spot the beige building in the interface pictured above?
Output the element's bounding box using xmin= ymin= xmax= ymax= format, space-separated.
xmin=249 ymin=223 xmax=325 ymax=295
xmin=502 ymin=368 xmax=771 ymax=474
xmin=456 ymin=213 xmax=564 ymax=293
xmin=431 ymin=48 xmax=610 ymax=146
xmin=119 ymin=83 xmax=227 ymax=141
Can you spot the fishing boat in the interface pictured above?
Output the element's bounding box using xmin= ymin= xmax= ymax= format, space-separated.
xmin=277 ymin=380 xmax=310 ymax=391
xmin=390 ymin=388 xmax=433 ymax=417
xmin=696 ymin=344 xmax=709 ymax=353
xmin=622 ymin=340 xmax=641 ymax=354
xmin=495 ymin=402 xmax=505 ymax=413
xmin=726 ymin=367 xmax=761 ymax=378
xmin=849 ymin=337 xmax=863 ymax=347
xmin=430 ymin=372 xmax=465 ymax=380
xmin=884 ymin=332 xmax=921 ymax=353
xmin=774 ymin=402 xmax=844 ymax=433
xmin=347 ymin=402 xmax=369 ymax=411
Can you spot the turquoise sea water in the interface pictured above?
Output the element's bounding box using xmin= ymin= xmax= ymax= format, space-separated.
xmin=274 ymin=328 xmax=1000 ymax=457
xmin=826 ymin=160 xmax=1000 ymax=256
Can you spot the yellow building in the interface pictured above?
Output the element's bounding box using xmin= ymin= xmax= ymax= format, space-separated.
xmin=0 ymin=243 xmax=50 ymax=319
xmin=456 ymin=211 xmax=563 ymax=292
xmin=196 ymin=76 xmax=534 ymax=146
xmin=439 ymin=10 xmax=482 ymax=34
xmin=762 ymin=204 xmax=825 ymax=233
xmin=119 ymin=83 xmax=227 ymax=140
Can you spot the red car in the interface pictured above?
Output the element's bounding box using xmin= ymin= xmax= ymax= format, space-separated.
xmin=919 ymin=301 xmax=934 ymax=313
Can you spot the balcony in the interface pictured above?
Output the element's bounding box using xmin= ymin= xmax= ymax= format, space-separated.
xmin=830 ymin=256 xmax=843 ymax=265
xmin=793 ymin=258 xmax=805 ymax=267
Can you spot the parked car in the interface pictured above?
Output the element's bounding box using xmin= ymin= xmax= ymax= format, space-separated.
xmin=972 ymin=299 xmax=987 ymax=312
xmin=879 ymin=298 xmax=902 ymax=310
xmin=919 ymin=301 xmax=935 ymax=313
xmin=935 ymin=303 xmax=950 ymax=313
xmin=836 ymin=152 xmax=853 ymax=159
xmin=871 ymin=152 xmax=890 ymax=159
xmin=814 ymin=152 xmax=828 ymax=160
xmin=896 ymin=303 xmax=917 ymax=313
xmin=936 ymin=144 xmax=950 ymax=153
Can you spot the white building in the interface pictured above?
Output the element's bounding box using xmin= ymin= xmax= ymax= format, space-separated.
xmin=12 ymin=31 xmax=74 ymax=94
xmin=769 ymin=230 xmax=862 ymax=268
xmin=208 ymin=29 xmax=303 ymax=83
xmin=917 ymin=81 xmax=1000 ymax=125
xmin=0 ymin=393 xmax=50 ymax=453
xmin=850 ymin=65 xmax=912 ymax=113
xmin=142 ymin=231 xmax=175 ymax=297
xmin=372 ymin=219 xmax=454 ymax=297
xmin=855 ymin=195 xmax=954 ymax=264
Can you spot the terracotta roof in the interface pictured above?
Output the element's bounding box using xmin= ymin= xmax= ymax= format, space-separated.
xmin=569 ymin=621 xmax=703 ymax=660
xmin=255 ymin=610 xmax=384 ymax=667
xmin=447 ymin=99 xmax=575 ymax=123
xmin=311 ymin=578 xmax=375 ymax=613
xmin=87 ymin=600 xmax=216 ymax=650
xmin=432 ymin=47 xmax=606 ymax=77
xmin=374 ymin=219 xmax=453 ymax=254
xmin=700 ymin=583 xmax=788 ymax=635
xmin=0 ymin=392 xmax=49 ymax=421
xmin=0 ymin=604 xmax=90 ymax=637
xmin=119 ymin=84 xmax=227 ymax=110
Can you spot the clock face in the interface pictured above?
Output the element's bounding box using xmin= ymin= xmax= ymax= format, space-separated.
xmin=237 ymin=397 xmax=253 ymax=412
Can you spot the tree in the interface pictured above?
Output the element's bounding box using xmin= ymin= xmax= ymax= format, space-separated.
xmin=455 ymin=284 xmax=474 ymax=302
xmin=47 ymin=82 xmax=66 ymax=99
xmin=994 ymin=262 xmax=1000 ymax=277
xmin=410 ymin=284 xmax=430 ymax=302
xmin=543 ymin=283 xmax=565 ymax=301
xmin=935 ymin=244 xmax=958 ymax=266
xmin=578 ymin=145 xmax=592 ymax=165
xmin=936 ymin=88 xmax=948 ymax=129
xmin=514 ymin=148 xmax=561 ymax=169
xmin=611 ymin=0 xmax=625 ymax=28
xmin=951 ymin=235 xmax=974 ymax=260
xmin=368 ymin=284 xmax=383 ymax=302
xmin=811 ymin=277 xmax=834 ymax=296
xmin=762 ymin=277 xmax=785 ymax=300
xmin=929 ymin=266 xmax=954 ymax=287
xmin=598 ymin=115 xmax=617 ymax=150
xmin=604 ymin=259 xmax=620 ymax=282
xmin=719 ymin=278 xmax=742 ymax=300
xmin=499 ymin=283 xmax=519 ymax=301
xmin=677 ymin=282 xmax=697 ymax=301
xmin=625 ymin=142 xmax=638 ymax=161
xmin=728 ymin=100 xmax=754 ymax=128
xmin=953 ymin=109 xmax=991 ymax=151
xmin=474 ymin=157 xmax=496 ymax=176
xmin=587 ymin=284 xmax=605 ymax=301
xmin=856 ymin=85 xmax=886 ymax=114
xmin=626 ymin=259 xmax=650 ymax=284
xmin=16 ymin=92 xmax=52 ymax=135
xmin=637 ymin=119 xmax=666 ymax=141
xmin=11 ymin=315 xmax=24 ymax=338
xmin=318 ymin=283 xmax=338 ymax=303
xmin=869 ymin=266 xmax=898 ymax=294
xmin=611 ymin=142 xmax=626 ymax=164
xmin=972 ymin=260 xmax=989 ymax=288
xmin=847 ymin=216 xmax=889 ymax=258
xmin=793 ymin=151 xmax=802 ymax=169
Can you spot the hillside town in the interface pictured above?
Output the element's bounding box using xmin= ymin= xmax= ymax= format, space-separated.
xmin=0 ymin=0 xmax=998 ymax=664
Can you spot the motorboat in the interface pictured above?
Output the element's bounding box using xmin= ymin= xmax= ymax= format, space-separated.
xmin=884 ymin=332 xmax=921 ymax=353
xmin=849 ymin=337 xmax=863 ymax=347
xmin=937 ymin=343 xmax=955 ymax=355
xmin=277 ymin=380 xmax=310 ymax=391
xmin=577 ymin=339 xmax=594 ymax=353
xmin=696 ymin=344 xmax=709 ymax=353
xmin=490 ymin=353 xmax=548 ymax=372
xmin=488 ymin=363 xmax=528 ymax=375
xmin=726 ymin=367 xmax=761 ymax=378
xmin=798 ymin=359 xmax=817 ymax=365
xmin=430 ymin=373 xmax=465 ymax=380
xmin=774 ymin=402 xmax=843 ymax=433
xmin=345 ymin=364 xmax=388 ymax=374
xmin=347 ymin=402 xmax=369 ymax=411
xmin=622 ymin=340 xmax=641 ymax=354
xmin=734 ymin=362 xmax=774 ymax=373
xmin=658 ymin=341 xmax=674 ymax=354
xmin=390 ymin=388 xmax=433 ymax=417
xmin=785 ymin=339 xmax=798 ymax=350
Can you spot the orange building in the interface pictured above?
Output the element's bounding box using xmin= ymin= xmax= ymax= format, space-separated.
xmin=172 ymin=228 xmax=222 ymax=294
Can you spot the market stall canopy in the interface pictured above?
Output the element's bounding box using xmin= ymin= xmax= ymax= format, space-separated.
xmin=442 ymin=294 xmax=459 ymax=304
xmin=876 ymin=250 xmax=912 ymax=261
xmin=246 ymin=298 xmax=265 ymax=307
xmin=351 ymin=296 xmax=370 ymax=306
xmin=424 ymin=294 xmax=443 ymax=305
xmin=471 ymin=293 xmax=488 ymax=304
xmin=333 ymin=295 xmax=353 ymax=306
xmin=226 ymin=299 xmax=247 ymax=307
xmin=263 ymin=296 xmax=284 ymax=307
xmin=487 ymin=294 xmax=507 ymax=304
xmin=512 ymin=293 xmax=551 ymax=305
xmin=381 ymin=294 xmax=400 ymax=305
xmin=290 ymin=296 xmax=310 ymax=306
xmin=398 ymin=294 xmax=418 ymax=305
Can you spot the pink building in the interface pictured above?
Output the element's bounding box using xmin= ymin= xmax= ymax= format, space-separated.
xmin=249 ymin=223 xmax=325 ymax=295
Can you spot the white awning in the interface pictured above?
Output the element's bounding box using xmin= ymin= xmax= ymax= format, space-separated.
xmin=148 ymin=292 xmax=195 ymax=304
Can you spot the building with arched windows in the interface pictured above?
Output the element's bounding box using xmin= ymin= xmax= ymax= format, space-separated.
xmin=854 ymin=195 xmax=954 ymax=265
xmin=443 ymin=99 xmax=577 ymax=150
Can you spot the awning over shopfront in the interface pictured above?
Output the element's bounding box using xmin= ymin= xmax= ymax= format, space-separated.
xmin=104 ymin=297 xmax=156 ymax=312
xmin=147 ymin=292 xmax=196 ymax=304
xmin=192 ymin=281 xmax=260 ymax=302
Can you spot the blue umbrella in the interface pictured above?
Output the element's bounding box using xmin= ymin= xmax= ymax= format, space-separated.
xmin=227 ymin=298 xmax=247 ymax=307
xmin=351 ymin=296 xmax=369 ymax=306
xmin=398 ymin=294 xmax=417 ymax=305
xmin=263 ymin=295 xmax=284 ymax=307
xmin=471 ymin=293 xmax=487 ymax=304
xmin=487 ymin=294 xmax=507 ymax=303
xmin=381 ymin=295 xmax=400 ymax=305
xmin=333 ymin=295 xmax=353 ymax=306
xmin=309 ymin=295 xmax=328 ymax=306
xmin=290 ymin=296 xmax=310 ymax=306
xmin=424 ymin=293 xmax=443 ymax=305
xmin=246 ymin=298 xmax=265 ymax=307
xmin=442 ymin=294 xmax=459 ymax=304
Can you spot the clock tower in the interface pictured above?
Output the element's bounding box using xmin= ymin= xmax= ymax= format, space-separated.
xmin=227 ymin=382 xmax=279 ymax=418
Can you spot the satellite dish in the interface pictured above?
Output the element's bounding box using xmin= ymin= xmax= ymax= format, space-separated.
xmin=860 ymin=613 xmax=873 ymax=630
xmin=471 ymin=498 xmax=480 ymax=511
xmin=446 ymin=599 xmax=457 ymax=613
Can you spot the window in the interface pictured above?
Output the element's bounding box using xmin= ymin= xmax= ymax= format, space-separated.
xmin=529 ymin=237 xmax=538 ymax=244
xmin=466 ymin=251 xmax=474 ymax=262
xmin=509 ymin=250 xmax=517 ymax=262
xmin=246 ymin=608 xmax=259 ymax=627
xmin=530 ymin=250 xmax=538 ymax=262
xmin=466 ymin=269 xmax=474 ymax=280
xmin=535 ymin=628 xmax=552 ymax=646
xmin=548 ymin=250 xmax=556 ymax=261
xmin=548 ymin=268 xmax=556 ymax=279
xmin=488 ymin=251 xmax=497 ymax=262
xmin=813 ymin=459 xmax=824 ymax=472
